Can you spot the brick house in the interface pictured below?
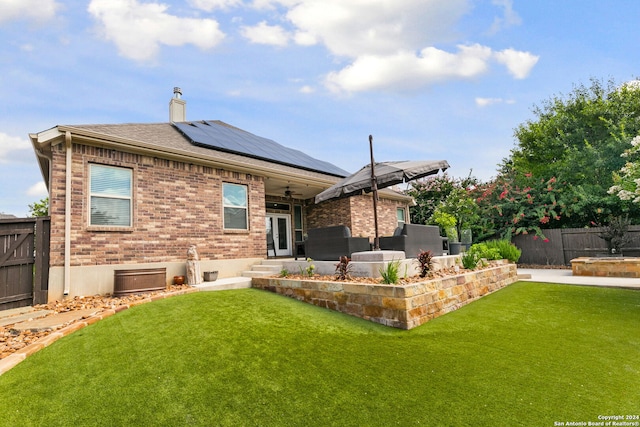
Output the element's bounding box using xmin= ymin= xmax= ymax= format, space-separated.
xmin=30 ymin=90 xmax=413 ymax=301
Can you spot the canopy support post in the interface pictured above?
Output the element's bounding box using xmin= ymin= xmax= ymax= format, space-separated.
xmin=369 ymin=135 xmax=380 ymax=250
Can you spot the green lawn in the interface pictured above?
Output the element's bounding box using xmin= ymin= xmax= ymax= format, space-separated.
xmin=0 ymin=282 xmax=638 ymax=426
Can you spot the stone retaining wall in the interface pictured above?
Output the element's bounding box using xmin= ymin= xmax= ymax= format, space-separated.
xmin=252 ymin=262 xmax=518 ymax=329
xmin=571 ymin=257 xmax=640 ymax=278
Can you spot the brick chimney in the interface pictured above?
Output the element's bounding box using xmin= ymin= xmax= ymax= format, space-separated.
xmin=169 ymin=87 xmax=186 ymax=122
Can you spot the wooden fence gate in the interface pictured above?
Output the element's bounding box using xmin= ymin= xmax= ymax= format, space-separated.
xmin=0 ymin=217 xmax=50 ymax=311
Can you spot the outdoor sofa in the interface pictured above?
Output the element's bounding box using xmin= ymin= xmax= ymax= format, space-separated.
xmin=304 ymin=225 xmax=371 ymax=261
xmin=379 ymin=224 xmax=448 ymax=257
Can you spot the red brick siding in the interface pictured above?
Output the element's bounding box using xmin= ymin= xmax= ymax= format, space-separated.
xmin=49 ymin=143 xmax=265 ymax=267
xmin=307 ymin=195 xmax=409 ymax=239
xmin=306 ymin=198 xmax=353 ymax=230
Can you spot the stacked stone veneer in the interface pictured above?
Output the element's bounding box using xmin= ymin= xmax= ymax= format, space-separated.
xmin=252 ymin=262 xmax=518 ymax=329
xmin=571 ymin=257 xmax=640 ymax=278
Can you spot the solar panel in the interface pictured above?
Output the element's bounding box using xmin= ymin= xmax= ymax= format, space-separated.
xmin=173 ymin=121 xmax=348 ymax=177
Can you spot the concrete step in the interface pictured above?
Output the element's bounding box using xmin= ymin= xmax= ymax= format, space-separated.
xmin=261 ymin=259 xmax=293 ymax=265
xmin=251 ymin=265 xmax=282 ymax=272
xmin=193 ymin=277 xmax=252 ymax=292
xmin=242 ymin=270 xmax=277 ymax=278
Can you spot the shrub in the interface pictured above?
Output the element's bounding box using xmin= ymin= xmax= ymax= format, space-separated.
xmin=335 ymin=256 xmax=353 ymax=281
xmin=467 ymin=243 xmax=502 ymax=261
xmin=379 ymin=260 xmax=400 ymax=284
xmin=467 ymin=240 xmax=522 ymax=263
xmin=279 ymin=268 xmax=289 ymax=278
xmin=489 ymin=239 xmax=522 ymax=263
xmin=416 ymin=250 xmax=434 ymax=278
xmin=461 ymin=251 xmax=480 ymax=270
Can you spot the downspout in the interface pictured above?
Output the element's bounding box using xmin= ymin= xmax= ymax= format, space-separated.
xmin=64 ymin=131 xmax=72 ymax=295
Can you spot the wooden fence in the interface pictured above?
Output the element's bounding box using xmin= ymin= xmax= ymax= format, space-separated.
xmin=0 ymin=217 xmax=50 ymax=310
xmin=512 ymin=225 xmax=640 ymax=266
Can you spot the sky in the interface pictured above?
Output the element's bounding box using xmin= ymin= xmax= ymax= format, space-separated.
xmin=1 ymin=0 xmax=639 ymax=217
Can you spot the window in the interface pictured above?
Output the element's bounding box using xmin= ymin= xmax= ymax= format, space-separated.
xmin=223 ymin=183 xmax=248 ymax=230
xmin=89 ymin=164 xmax=132 ymax=227
xmin=397 ymin=207 xmax=406 ymax=227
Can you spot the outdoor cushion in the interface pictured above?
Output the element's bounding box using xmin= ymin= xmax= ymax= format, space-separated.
xmin=305 ymin=225 xmax=370 ymax=261
xmin=379 ymin=224 xmax=448 ymax=257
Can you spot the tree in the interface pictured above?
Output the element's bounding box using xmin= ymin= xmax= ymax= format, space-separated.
xmin=407 ymin=174 xmax=457 ymax=225
xmin=407 ymin=173 xmax=479 ymax=224
xmin=407 ymin=173 xmax=481 ymax=240
xmin=501 ymin=77 xmax=640 ymax=227
xmin=474 ymin=172 xmax=567 ymax=240
xmin=609 ymin=135 xmax=640 ymax=203
xmin=28 ymin=197 xmax=49 ymax=217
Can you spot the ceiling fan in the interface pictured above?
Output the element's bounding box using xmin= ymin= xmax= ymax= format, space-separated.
xmin=284 ymin=186 xmax=303 ymax=199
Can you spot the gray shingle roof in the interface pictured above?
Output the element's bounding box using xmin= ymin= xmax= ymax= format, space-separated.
xmin=65 ymin=121 xmax=349 ymax=181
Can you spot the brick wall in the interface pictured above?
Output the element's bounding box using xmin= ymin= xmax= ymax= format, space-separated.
xmin=306 ymin=198 xmax=353 ymax=231
xmin=49 ymin=142 xmax=266 ymax=267
xmin=307 ymin=195 xmax=408 ymax=239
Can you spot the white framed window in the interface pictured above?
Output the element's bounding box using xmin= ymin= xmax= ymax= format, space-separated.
xmin=397 ymin=207 xmax=406 ymax=227
xmin=89 ymin=164 xmax=132 ymax=227
xmin=223 ymin=183 xmax=248 ymax=230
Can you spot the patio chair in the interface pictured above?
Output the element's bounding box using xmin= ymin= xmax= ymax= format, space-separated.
xmin=304 ymin=225 xmax=371 ymax=261
xmin=379 ymin=224 xmax=448 ymax=257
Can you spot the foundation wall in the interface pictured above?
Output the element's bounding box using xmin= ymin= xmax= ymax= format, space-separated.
xmin=47 ymin=258 xmax=262 ymax=301
xmin=252 ymin=262 xmax=518 ymax=329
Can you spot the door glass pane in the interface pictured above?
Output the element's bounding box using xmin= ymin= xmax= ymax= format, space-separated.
xmin=277 ymin=218 xmax=287 ymax=250
xmin=266 ymin=217 xmax=273 ymax=239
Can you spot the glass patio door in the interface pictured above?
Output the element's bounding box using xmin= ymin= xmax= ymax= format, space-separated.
xmin=266 ymin=214 xmax=292 ymax=257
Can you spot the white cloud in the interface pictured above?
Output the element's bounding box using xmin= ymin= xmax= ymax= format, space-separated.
xmin=493 ymin=48 xmax=539 ymax=79
xmin=0 ymin=0 xmax=60 ymax=24
xmin=188 ymin=0 xmax=242 ymax=12
xmin=241 ymin=21 xmax=290 ymax=46
xmin=88 ymin=0 xmax=226 ymax=62
xmin=299 ymin=85 xmax=315 ymax=94
xmin=286 ymin=0 xmax=470 ymax=57
xmin=272 ymin=1 xmax=539 ymax=93
xmin=475 ymin=97 xmax=515 ymax=107
xmin=326 ymin=44 xmax=494 ymax=93
xmin=0 ymin=132 xmax=31 ymax=163
xmin=293 ymin=31 xmax=316 ymax=46
xmin=27 ymin=182 xmax=48 ymax=197
xmin=488 ymin=0 xmax=522 ymax=34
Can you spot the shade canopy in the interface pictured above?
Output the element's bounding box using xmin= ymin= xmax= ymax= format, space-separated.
xmin=315 ymin=159 xmax=450 ymax=204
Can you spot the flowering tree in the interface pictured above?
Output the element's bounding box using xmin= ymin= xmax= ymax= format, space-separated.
xmin=504 ymin=77 xmax=640 ymax=228
xmin=407 ymin=174 xmax=457 ymax=225
xmin=407 ymin=173 xmax=480 ymax=239
xmin=474 ymin=172 xmax=567 ymax=240
xmin=609 ymin=135 xmax=640 ymax=203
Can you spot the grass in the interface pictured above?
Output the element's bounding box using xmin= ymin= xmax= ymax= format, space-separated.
xmin=0 ymin=282 xmax=638 ymax=426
